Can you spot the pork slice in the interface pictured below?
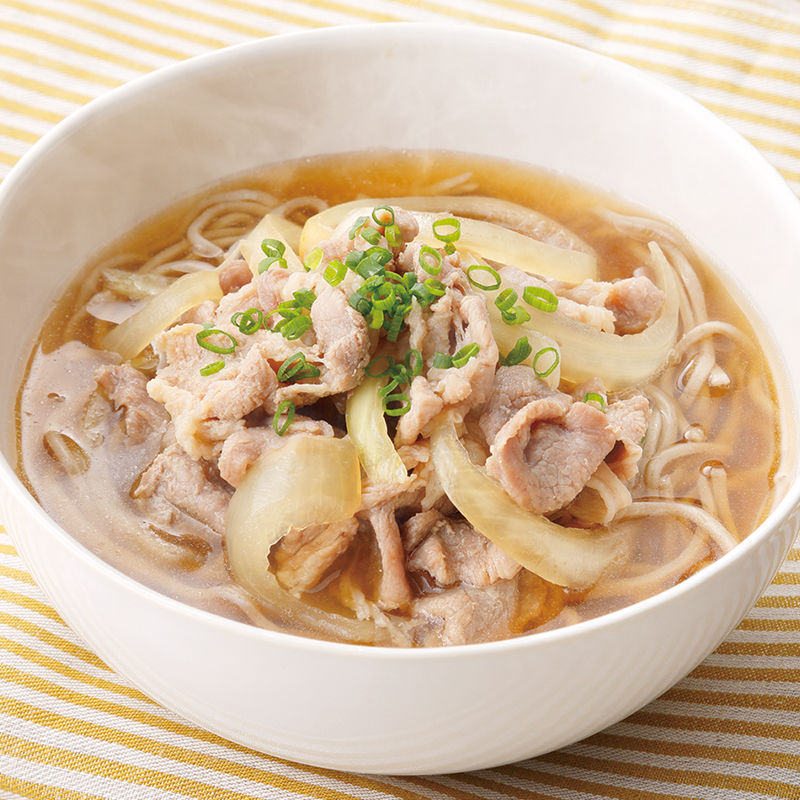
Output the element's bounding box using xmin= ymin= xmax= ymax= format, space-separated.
xmin=406 ymin=511 xmax=521 ymax=588
xmin=271 ymin=518 xmax=358 ymax=594
xmin=411 ymin=579 xmax=518 ymax=646
xmin=134 ymin=443 xmax=231 ymax=535
xmin=95 ymin=363 xmax=168 ymax=446
xmin=395 ymin=375 xmax=445 ymax=446
xmin=605 ymin=394 xmax=651 ymax=482
xmin=365 ymin=502 xmax=413 ymax=610
xmin=486 ymin=400 xmax=616 ymax=514
xmin=479 ymin=365 xmax=571 ymax=443
xmin=217 ymin=419 xmax=334 ymax=488
xmin=605 ymin=276 xmax=664 ymax=334
xmin=218 ymin=259 xmax=253 ymax=295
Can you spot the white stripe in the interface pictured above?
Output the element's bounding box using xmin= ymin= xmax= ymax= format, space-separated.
xmin=680 ymin=676 xmax=800 ymax=696
xmin=646 ymin=697 xmax=800 ymax=727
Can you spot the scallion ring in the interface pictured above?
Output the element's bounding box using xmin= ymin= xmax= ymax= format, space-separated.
xmin=280 ymin=315 xmax=313 ymax=340
xmin=323 ymin=259 xmax=347 ymax=287
xmin=371 ymin=205 xmax=395 ymax=227
xmin=522 ymin=285 xmax=559 ymax=313
xmin=261 ymin=238 xmax=286 ymax=258
xmin=466 ymin=264 xmax=501 ymax=291
xmin=196 ymin=328 xmax=238 ymax=354
xmin=200 ymin=360 xmax=225 ymax=376
xmin=366 ymin=354 xmax=394 ymax=378
xmin=405 ymin=349 xmax=423 ymax=377
xmin=383 ymin=392 xmax=411 ymax=417
xmin=385 ymin=224 xmax=402 ymax=248
xmin=372 ymin=283 xmax=395 ymax=311
xmin=432 ymin=217 xmax=461 ymax=244
xmin=273 ymin=400 xmax=295 ymax=436
xmin=533 ymin=347 xmax=560 ymax=378
xmin=432 ymin=352 xmax=453 ymax=369
xmin=361 ymin=227 xmax=381 ymax=246
xmin=418 ymin=246 xmax=443 ymax=276
xmin=277 ymin=352 xmax=307 ymax=382
xmin=501 ymin=306 xmax=531 ymax=326
xmin=501 ymin=336 xmax=532 ymax=367
xmin=348 ymin=216 xmax=368 ymax=240
xmin=236 ymin=308 xmax=264 ymax=335
xmin=304 ymin=247 xmax=324 ymax=272
xmin=452 ymin=343 xmax=479 ymax=368
xmin=583 ymin=392 xmax=606 ymax=412
xmin=424 ymin=278 xmax=446 ymax=297
xmin=494 ymin=288 xmax=518 ymax=312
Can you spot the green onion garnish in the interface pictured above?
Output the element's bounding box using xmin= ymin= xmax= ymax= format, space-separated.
xmin=383 ymin=392 xmax=411 ymax=417
xmin=405 ymin=349 xmax=423 ymax=377
xmin=234 ymin=308 xmax=264 ymax=335
xmin=345 ymin=250 xmax=365 ymax=270
xmin=452 ymin=343 xmax=479 ymax=368
xmin=196 ymin=328 xmax=238 ymax=354
xmin=500 ymin=336 xmax=532 ymax=366
xmin=379 ymin=378 xmax=401 ymax=398
xmin=367 ymin=306 xmax=385 ymax=329
xmin=432 ymin=352 xmax=453 ymax=369
xmin=277 ymin=352 xmax=320 ymax=382
xmin=200 ymin=360 xmax=225 ymax=376
xmin=324 ymin=258 xmax=347 ymax=287
xmin=494 ymin=288 xmax=518 ymax=312
xmin=419 ymin=246 xmax=442 ymax=275
xmin=349 ymin=293 xmax=372 ymax=317
xmin=424 ymin=278 xmax=446 ymax=297
xmin=533 ymin=347 xmax=560 ymax=378
xmin=304 ymin=247 xmax=323 ymax=272
xmin=372 ymin=205 xmax=395 ymax=227
xmin=432 ymin=217 xmax=461 ymax=244
xmin=259 ymin=239 xmax=287 ymax=272
xmin=385 ymin=224 xmax=402 ymax=248
xmin=293 ymin=289 xmax=316 ymax=309
xmin=273 ymin=400 xmax=295 ymax=436
xmin=466 ymin=264 xmax=501 ymax=291
xmin=372 ymin=283 xmax=395 ymax=310
xmin=523 ymin=286 xmax=559 ymax=313
xmin=366 ymin=354 xmax=393 ymax=378
xmin=583 ymin=392 xmax=606 ymax=412
xmin=366 ymin=246 xmax=393 ymax=265
xmin=361 ymin=226 xmax=381 ymax=246
xmin=277 ymin=315 xmax=313 ymax=340
xmin=348 ymin=216 xmax=368 ymax=240
xmin=501 ymin=306 xmax=531 ymax=326
xmin=259 ymin=255 xmax=286 ymax=273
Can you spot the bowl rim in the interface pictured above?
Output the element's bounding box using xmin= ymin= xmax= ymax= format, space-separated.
xmin=2 ymin=21 xmax=799 ymax=660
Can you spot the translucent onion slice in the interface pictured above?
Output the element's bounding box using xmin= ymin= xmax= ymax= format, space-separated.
xmin=240 ymin=212 xmax=304 ymax=275
xmin=494 ymin=241 xmax=679 ymax=391
xmin=300 ymin=201 xmax=596 ymax=283
xmin=103 ymin=270 xmax=222 ymax=361
xmin=345 ymin=376 xmax=409 ymax=485
xmin=226 ymin=435 xmax=362 ymax=606
xmin=430 ymin=419 xmax=624 ymax=588
xmin=490 ymin=317 xmax=561 ymax=389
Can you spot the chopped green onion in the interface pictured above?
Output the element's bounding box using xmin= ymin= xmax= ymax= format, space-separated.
xmin=372 ymin=206 xmax=395 ymax=227
xmin=259 ymin=255 xmax=287 ymax=273
xmin=324 ymin=258 xmax=347 ymax=287
xmin=424 ymin=278 xmax=446 ymax=297
xmin=494 ymin=288 xmax=518 ymax=312
xmin=522 ymin=285 xmax=559 ymax=313
xmin=355 ymin=257 xmax=384 ymax=279
xmin=372 ymin=283 xmax=395 ymax=310
xmin=196 ymin=328 xmax=238 ymax=354
xmin=348 ymin=216 xmax=369 ymax=240
xmin=261 ymin=239 xmax=286 ymax=258
xmin=366 ymin=246 xmax=393 ymax=265
xmin=432 ymin=352 xmax=453 ymax=369
xmin=500 ymin=336 xmax=532 ymax=366
xmin=385 ymin=312 xmax=405 ymax=342
xmin=366 ymin=354 xmax=393 ymax=378
xmin=383 ymin=392 xmax=411 ymax=417
xmin=378 ymin=378 xmax=400 ymax=398
xmin=411 ymin=282 xmax=438 ymax=308
xmin=501 ymin=306 xmax=532 ymax=325
xmin=277 ymin=300 xmax=302 ymax=317
xmin=349 ymin=293 xmax=373 ymax=317
xmin=278 ymin=315 xmax=313 ymax=340
xmin=235 ymin=308 xmax=264 ymax=335
xmin=419 ymin=246 xmax=442 ymax=275
xmin=361 ymin=226 xmax=381 ymax=246
xmin=452 ymin=343 xmax=479 ymax=368
xmin=444 ymin=242 xmax=456 ymax=256
xmin=466 ymin=264 xmax=501 ymax=291
xmin=277 ymin=352 xmax=320 ymax=383
xmin=293 ymin=289 xmax=316 ymax=309
xmin=367 ymin=306 xmax=385 ymax=329
xmin=533 ymin=347 xmax=560 ymax=378
xmin=200 ymin=360 xmax=225 ymax=376
xmin=583 ymin=392 xmax=606 ymax=412
xmin=432 ymin=217 xmax=461 ymax=244
xmin=304 ymin=246 xmax=324 ymax=272
xmin=345 ymin=250 xmax=365 ymax=270
xmin=273 ymin=400 xmax=295 ymax=436
xmin=230 ymin=312 xmax=243 ymax=327
xmin=405 ymin=349 xmax=423 ymax=377
xmin=385 ymin=224 xmax=402 ymax=248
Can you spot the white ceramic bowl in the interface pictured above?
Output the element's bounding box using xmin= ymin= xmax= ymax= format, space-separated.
xmin=1 ymin=25 xmax=799 ymax=775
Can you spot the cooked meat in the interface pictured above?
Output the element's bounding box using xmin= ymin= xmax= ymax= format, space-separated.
xmin=95 ymin=363 xmax=168 ymax=446
xmin=218 ymin=259 xmax=253 ymax=295
xmin=365 ymin=502 xmax=413 ymax=610
xmin=134 ymin=443 xmax=231 ymax=535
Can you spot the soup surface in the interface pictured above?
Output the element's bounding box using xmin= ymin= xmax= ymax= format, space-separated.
xmin=16 ymin=151 xmax=780 ymax=646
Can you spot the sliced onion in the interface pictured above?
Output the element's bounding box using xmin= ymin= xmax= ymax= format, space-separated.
xmin=240 ymin=212 xmax=304 ymax=275
xmin=430 ymin=419 xmax=624 ymax=588
xmin=300 ymin=201 xmax=596 ymax=283
xmin=226 ymin=435 xmax=361 ymax=606
xmin=102 ymin=270 xmax=222 ymax=361
xmin=345 ymin=377 xmax=409 ymax=485
xmin=495 ymin=241 xmax=679 ymax=391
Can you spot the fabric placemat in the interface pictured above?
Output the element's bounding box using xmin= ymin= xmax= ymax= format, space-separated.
xmin=1 ymin=1 xmax=798 ymax=798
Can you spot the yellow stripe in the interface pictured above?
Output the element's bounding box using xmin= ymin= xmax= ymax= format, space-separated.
xmin=0 ymin=727 xmax=263 ymax=800
xmin=0 ymin=96 xmax=65 ymax=125
xmin=0 ymin=588 xmax=65 ymax=624
xmin=628 ymin=710 xmax=800 ymax=740
xmin=692 ymin=664 xmax=800 ymax=682
xmin=0 ymin=20 xmax=156 ymax=73
xmin=663 ymin=686 xmax=800 ymax=712
xmin=0 ymin=542 xmax=18 ymax=555
xmin=403 ymin=775 xmax=495 ymax=800
xmin=0 ymin=775 xmax=104 ymax=800
xmin=787 ymin=548 xmax=800 ymax=560
xmin=0 ymin=611 xmax=108 ymax=669
xmin=0 ymin=152 xmax=19 ymax=167
xmin=0 ymin=689 xmax=419 ymax=800
xmin=755 ymin=594 xmax=800 ymax=609
xmin=69 ymin=0 xmax=272 ymax=41
xmin=0 ymin=68 xmax=93 ymax=106
xmin=0 ymin=658 xmax=427 ymax=800
xmin=715 ymin=641 xmax=800 ymax=657
xmin=539 ymin=750 xmax=799 ymax=798
xmin=738 ymin=617 xmax=800 ymax=632
xmin=5 ymin=0 xmax=206 ymax=62
xmin=772 ymin=572 xmax=800 ymax=585
xmin=590 ymin=730 xmax=799 ymax=770
xmin=265 ymin=0 xmax=396 ymax=23
xmin=0 ymin=42 xmax=122 ymax=88
xmin=0 ymin=564 xmax=36 ymax=586
xmin=645 ymin=0 xmax=800 ymax=36
xmin=0 ymin=121 xmax=38 ymax=143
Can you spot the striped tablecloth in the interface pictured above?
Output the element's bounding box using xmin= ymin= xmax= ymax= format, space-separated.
xmin=1 ymin=1 xmax=799 ymax=798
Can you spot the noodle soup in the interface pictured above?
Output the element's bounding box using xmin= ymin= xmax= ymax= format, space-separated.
xmin=16 ymin=150 xmax=780 ymax=647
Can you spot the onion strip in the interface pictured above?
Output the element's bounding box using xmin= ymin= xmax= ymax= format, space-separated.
xmin=240 ymin=212 xmax=304 ymax=275
xmin=430 ymin=419 xmax=624 ymax=588
xmin=102 ymin=270 xmax=222 ymax=361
